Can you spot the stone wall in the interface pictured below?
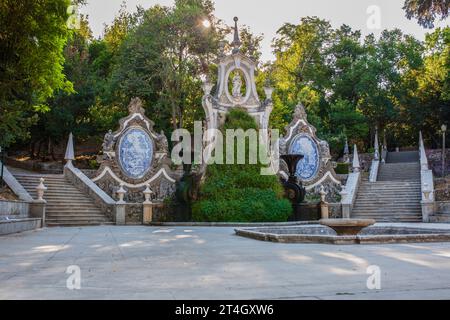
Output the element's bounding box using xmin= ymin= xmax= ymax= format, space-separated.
xmin=0 ymin=200 xmax=29 ymax=217
xmin=434 ymin=176 xmax=450 ymax=201
xmin=427 ymin=149 xmax=450 ymax=176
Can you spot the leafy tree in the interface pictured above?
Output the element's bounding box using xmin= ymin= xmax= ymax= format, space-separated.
xmin=404 ymin=0 xmax=450 ymax=28
xmin=111 ymin=0 xmax=222 ymax=134
xmin=0 ymin=0 xmax=73 ymax=148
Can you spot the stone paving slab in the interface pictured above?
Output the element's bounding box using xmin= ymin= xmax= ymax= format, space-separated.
xmin=1 ymin=225 xmax=450 ymax=299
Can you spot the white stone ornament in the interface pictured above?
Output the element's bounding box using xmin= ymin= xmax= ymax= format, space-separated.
xmin=36 ymin=178 xmax=47 ymax=202
xmin=116 ymin=183 xmax=127 ymax=204
xmin=64 ymin=132 xmax=75 ymax=163
xmin=143 ymin=184 xmax=153 ymax=204
xmin=319 ymin=185 xmax=327 ymax=203
xmin=352 ymin=145 xmax=361 ymax=172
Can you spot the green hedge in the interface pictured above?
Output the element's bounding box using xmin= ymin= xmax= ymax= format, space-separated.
xmin=335 ymin=162 xmax=350 ymax=174
xmin=192 ymin=108 xmax=292 ymax=222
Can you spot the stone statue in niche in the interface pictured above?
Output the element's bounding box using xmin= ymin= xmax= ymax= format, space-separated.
xmin=232 ymin=72 xmax=243 ymax=99
xmin=156 ymin=130 xmax=169 ymax=155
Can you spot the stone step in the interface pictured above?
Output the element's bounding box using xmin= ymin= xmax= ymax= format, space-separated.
xmin=13 ymin=173 xmax=111 ymax=226
xmin=46 ymin=215 xmax=108 ymax=221
xmin=358 ymin=191 xmax=421 ymax=195
xmin=46 ymin=221 xmax=114 ymax=227
xmin=352 ymin=207 xmax=422 ymax=212
xmin=353 ymin=205 xmax=422 ymax=209
xmin=354 ymin=200 xmax=421 ymax=205
xmin=46 ymin=203 xmax=101 ymax=207
xmin=47 ymin=210 xmax=104 ymax=215
xmin=360 ymin=183 xmax=421 ymax=187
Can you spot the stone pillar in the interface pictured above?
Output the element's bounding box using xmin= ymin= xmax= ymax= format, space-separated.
xmin=115 ymin=183 xmax=126 ymax=225
xmin=29 ymin=201 xmax=46 ymax=227
xmin=421 ymin=200 xmax=434 ymax=223
xmin=142 ymin=184 xmax=154 ymax=224
xmin=340 ymin=188 xmax=350 ymax=219
xmin=421 ymin=187 xmax=434 ymax=223
xmin=319 ymin=185 xmax=329 ymax=219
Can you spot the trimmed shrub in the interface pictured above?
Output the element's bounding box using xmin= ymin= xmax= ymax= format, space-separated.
xmin=335 ymin=162 xmax=350 ymax=174
xmin=192 ymin=108 xmax=292 ymax=222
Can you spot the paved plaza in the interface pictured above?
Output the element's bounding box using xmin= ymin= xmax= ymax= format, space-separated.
xmin=1 ymin=225 xmax=450 ymax=300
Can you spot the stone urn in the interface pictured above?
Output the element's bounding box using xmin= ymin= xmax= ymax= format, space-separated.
xmin=280 ymin=154 xmax=306 ymax=204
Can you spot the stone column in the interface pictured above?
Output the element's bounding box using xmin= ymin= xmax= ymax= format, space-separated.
xmin=31 ymin=178 xmax=48 ymax=226
xmin=319 ymin=185 xmax=329 ymax=219
xmin=115 ymin=183 xmax=126 ymax=225
xmin=340 ymin=187 xmax=350 ymax=219
xmin=421 ymin=187 xmax=434 ymax=223
xmin=142 ymin=184 xmax=154 ymax=224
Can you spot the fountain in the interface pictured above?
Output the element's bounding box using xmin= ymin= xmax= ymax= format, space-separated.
xmin=280 ymin=154 xmax=306 ymax=212
xmin=319 ymin=218 xmax=376 ymax=236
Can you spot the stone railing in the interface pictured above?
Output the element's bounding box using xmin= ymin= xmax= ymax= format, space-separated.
xmin=369 ymin=160 xmax=379 ymax=182
xmin=0 ymin=160 xmax=46 ymax=224
xmin=419 ymin=132 xmax=435 ymax=222
xmin=64 ymin=161 xmax=116 ymax=221
xmin=340 ymin=145 xmax=362 ymax=218
xmin=369 ymin=130 xmax=380 ymax=182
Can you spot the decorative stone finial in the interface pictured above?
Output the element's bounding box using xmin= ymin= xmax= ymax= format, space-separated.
xmin=36 ymin=178 xmax=47 ymax=202
xmin=319 ymin=185 xmax=327 ymax=203
xmin=374 ymin=128 xmax=380 ymax=161
xmin=116 ymin=183 xmax=127 ymax=204
xmin=352 ymin=144 xmax=360 ymax=172
xmin=64 ymin=132 xmax=75 ymax=163
xmin=128 ymin=97 xmax=145 ymax=115
xmin=263 ymin=77 xmax=274 ymax=101
xmin=343 ymin=138 xmax=350 ymax=163
xmin=143 ymin=184 xmax=153 ymax=204
xmin=293 ymin=103 xmax=307 ymax=121
xmin=232 ymin=17 xmax=241 ymax=54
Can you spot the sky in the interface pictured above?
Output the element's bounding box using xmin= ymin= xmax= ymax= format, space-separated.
xmin=80 ymin=0 xmax=449 ymax=62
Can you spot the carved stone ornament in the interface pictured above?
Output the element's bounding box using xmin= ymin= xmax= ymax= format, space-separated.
xmin=202 ymin=17 xmax=274 ymax=134
xmin=201 ymin=17 xmax=274 ymax=174
xmin=279 ymin=103 xmax=341 ymax=194
xmin=92 ymin=97 xmax=181 ymax=203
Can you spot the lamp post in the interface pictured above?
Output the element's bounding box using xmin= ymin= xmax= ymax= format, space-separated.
xmin=442 ymin=124 xmax=447 ymax=177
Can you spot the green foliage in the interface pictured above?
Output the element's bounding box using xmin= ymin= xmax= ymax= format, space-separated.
xmin=335 ymin=163 xmax=350 ymax=174
xmin=0 ymin=0 xmax=73 ymax=147
xmin=111 ymin=0 xmax=222 ymax=133
xmin=269 ymin=18 xmax=448 ymax=153
xmin=192 ymin=108 xmax=292 ymax=222
xmin=403 ymin=0 xmax=449 ymax=28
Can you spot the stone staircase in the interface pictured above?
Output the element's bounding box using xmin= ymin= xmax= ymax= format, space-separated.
xmin=377 ymin=162 xmax=421 ymax=181
xmin=352 ymin=152 xmax=422 ymax=222
xmin=14 ymin=174 xmax=112 ymax=227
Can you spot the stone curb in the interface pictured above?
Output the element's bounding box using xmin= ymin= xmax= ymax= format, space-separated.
xmin=148 ymin=221 xmax=317 ymax=227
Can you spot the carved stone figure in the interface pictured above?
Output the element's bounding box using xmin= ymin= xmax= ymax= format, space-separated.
xmin=293 ymin=103 xmax=308 ymax=121
xmin=279 ymin=135 xmax=288 ymax=155
xmin=232 ymin=72 xmax=243 ymax=99
xmin=319 ymin=140 xmax=331 ymax=162
xmin=156 ymin=130 xmax=169 ymax=154
xmin=128 ymin=97 xmax=145 ymax=114
xmin=102 ymin=130 xmax=115 ymax=157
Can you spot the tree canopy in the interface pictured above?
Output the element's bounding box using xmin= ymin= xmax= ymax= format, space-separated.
xmin=1 ymin=1 xmax=448 ymax=156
